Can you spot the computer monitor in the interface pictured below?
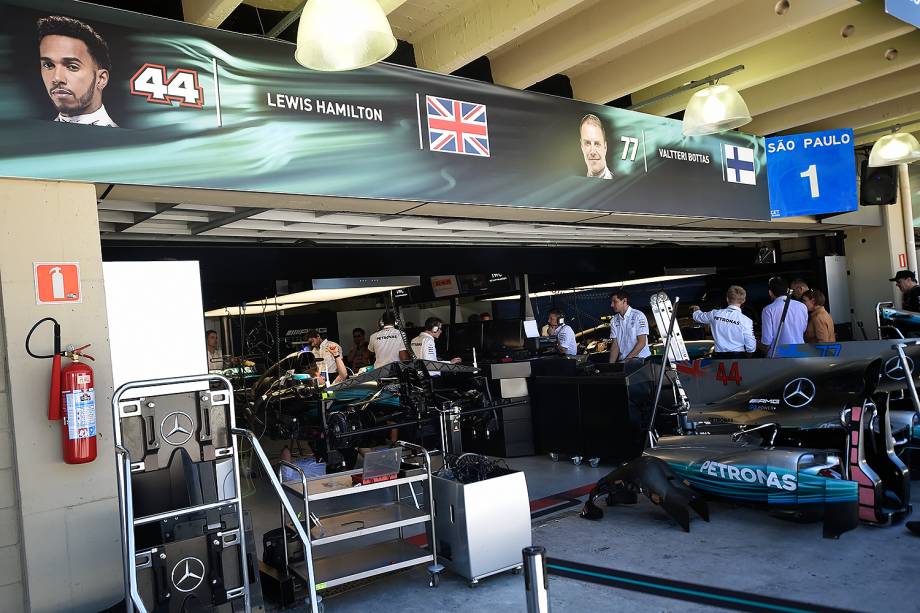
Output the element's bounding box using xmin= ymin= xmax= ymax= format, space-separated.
xmin=523 ymin=319 xmax=540 ymax=339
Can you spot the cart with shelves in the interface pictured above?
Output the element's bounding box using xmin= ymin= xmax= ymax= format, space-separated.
xmin=277 ymin=441 xmax=444 ymax=598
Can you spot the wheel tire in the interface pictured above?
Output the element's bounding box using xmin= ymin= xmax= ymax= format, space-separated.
xmin=549 ymin=452 xmax=560 ymax=462
xmin=429 ymin=573 xmax=440 ymax=588
xmin=589 ymin=458 xmax=600 ymax=468
xmin=572 ymin=456 xmax=583 ymax=466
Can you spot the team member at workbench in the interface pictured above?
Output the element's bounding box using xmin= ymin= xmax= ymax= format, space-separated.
xmin=411 ymin=317 xmax=462 ymax=363
xmin=690 ymin=285 xmax=756 ymax=359
xmin=368 ymin=311 xmax=410 ymax=368
xmin=303 ymin=329 xmax=348 ymax=384
xmin=546 ymin=309 xmax=577 ymax=355
xmin=608 ymin=290 xmax=651 ymax=363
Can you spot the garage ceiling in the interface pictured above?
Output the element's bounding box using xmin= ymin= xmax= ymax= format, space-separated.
xmin=104 ymin=0 xmax=918 ymax=246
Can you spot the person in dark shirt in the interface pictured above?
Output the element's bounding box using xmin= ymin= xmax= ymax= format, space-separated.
xmin=891 ymin=270 xmax=920 ymax=312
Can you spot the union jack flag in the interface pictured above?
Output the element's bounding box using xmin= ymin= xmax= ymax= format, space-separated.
xmin=425 ymin=95 xmax=490 ymax=157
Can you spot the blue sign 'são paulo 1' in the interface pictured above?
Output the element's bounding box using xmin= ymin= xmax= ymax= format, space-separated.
xmin=764 ymin=129 xmax=858 ymax=219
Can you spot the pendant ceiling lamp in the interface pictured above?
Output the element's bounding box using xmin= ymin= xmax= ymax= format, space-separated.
xmin=868 ymin=131 xmax=920 ymax=167
xmin=294 ymin=0 xmax=397 ymax=72
xmin=682 ymin=83 xmax=752 ymax=137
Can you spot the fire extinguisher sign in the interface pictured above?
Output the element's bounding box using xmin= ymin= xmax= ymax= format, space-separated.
xmin=33 ymin=262 xmax=82 ymax=305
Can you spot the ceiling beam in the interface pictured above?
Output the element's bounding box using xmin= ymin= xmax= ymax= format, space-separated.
xmin=854 ymin=113 xmax=920 ymax=145
xmin=113 ymin=203 xmax=178 ymax=232
xmin=745 ymin=64 xmax=920 ymax=135
xmin=742 ymin=32 xmax=920 ymax=117
xmin=411 ymin=0 xmax=591 ymax=75
xmin=789 ymin=93 xmax=920 ymax=134
xmin=190 ymin=207 xmax=262 ymax=235
xmin=570 ymin=0 xmax=856 ymax=104
xmin=379 ymin=0 xmax=410 ymax=13
xmin=181 ymin=0 xmax=243 ymax=27
xmin=490 ymin=0 xmax=721 ymax=90
xmin=633 ymin=0 xmax=911 ymax=116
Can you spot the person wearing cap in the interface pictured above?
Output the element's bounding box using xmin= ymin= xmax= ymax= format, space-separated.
xmin=303 ymin=329 xmax=348 ymax=384
xmin=891 ymin=270 xmax=920 ymax=313
xmin=690 ymin=285 xmax=756 ymax=359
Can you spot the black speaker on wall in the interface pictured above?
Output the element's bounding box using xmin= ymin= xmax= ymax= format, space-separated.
xmin=860 ymin=159 xmax=898 ymax=205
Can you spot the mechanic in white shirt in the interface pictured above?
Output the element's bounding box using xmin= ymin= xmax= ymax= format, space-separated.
xmin=206 ymin=329 xmax=224 ymax=370
xmin=608 ymin=290 xmax=651 ymax=363
xmin=546 ymin=309 xmax=578 ymax=356
xmin=303 ymin=329 xmax=348 ymax=384
xmin=410 ymin=317 xmax=462 ymax=363
xmin=690 ymin=285 xmax=756 ymax=359
xmin=367 ymin=311 xmax=410 ymax=368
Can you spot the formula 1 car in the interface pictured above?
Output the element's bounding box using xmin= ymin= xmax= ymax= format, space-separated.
xmin=582 ymin=294 xmax=915 ymax=538
xmin=241 ymin=354 xmax=520 ymax=468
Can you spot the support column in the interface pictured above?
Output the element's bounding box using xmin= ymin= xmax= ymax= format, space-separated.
xmin=845 ymin=196 xmax=909 ymax=339
xmin=900 ymin=163 xmax=917 ymax=274
xmin=0 ymin=179 xmax=120 ymax=612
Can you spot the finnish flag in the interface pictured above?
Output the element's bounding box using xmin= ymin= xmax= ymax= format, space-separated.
xmin=722 ymin=144 xmax=756 ymax=185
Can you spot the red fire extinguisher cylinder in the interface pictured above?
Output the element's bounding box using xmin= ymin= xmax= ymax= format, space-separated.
xmin=60 ymin=346 xmax=97 ymax=465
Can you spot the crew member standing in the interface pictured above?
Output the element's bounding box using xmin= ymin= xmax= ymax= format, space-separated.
xmin=546 ymin=309 xmax=577 ymax=355
xmin=802 ymin=289 xmax=836 ymax=343
xmin=891 ymin=270 xmax=920 ymax=312
xmin=367 ymin=311 xmax=410 ymax=368
xmin=608 ymin=290 xmax=651 ymax=363
xmin=205 ymin=329 xmax=224 ymax=370
xmin=690 ymin=286 xmax=756 ymax=359
xmin=759 ymin=277 xmax=808 ymax=356
xmin=303 ymin=329 xmax=348 ymax=384
xmin=410 ymin=318 xmax=461 ymax=363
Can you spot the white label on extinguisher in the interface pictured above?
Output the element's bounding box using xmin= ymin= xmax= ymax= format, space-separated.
xmin=64 ymin=388 xmax=96 ymax=440
xmin=76 ymin=373 xmax=90 ymax=386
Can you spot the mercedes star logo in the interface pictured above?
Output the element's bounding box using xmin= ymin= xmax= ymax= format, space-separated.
xmin=783 ymin=378 xmax=816 ymax=408
xmin=160 ymin=411 xmax=194 ymax=446
xmin=884 ymin=356 xmax=914 ymax=381
xmin=171 ymin=556 xmax=205 ymax=593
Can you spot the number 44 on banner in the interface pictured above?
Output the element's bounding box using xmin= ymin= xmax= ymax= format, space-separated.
xmin=130 ymin=64 xmax=204 ymax=109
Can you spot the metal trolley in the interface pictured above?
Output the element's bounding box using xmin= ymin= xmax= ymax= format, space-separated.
xmin=113 ymin=374 xmax=251 ymax=613
xmin=113 ymin=374 xmax=321 ymax=613
xmin=277 ymin=441 xmax=444 ymax=597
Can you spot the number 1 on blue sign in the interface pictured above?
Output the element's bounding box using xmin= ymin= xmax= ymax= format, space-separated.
xmin=800 ymin=164 xmax=819 ymax=198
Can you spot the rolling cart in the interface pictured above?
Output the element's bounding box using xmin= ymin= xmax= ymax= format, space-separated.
xmin=277 ymin=441 xmax=444 ymax=598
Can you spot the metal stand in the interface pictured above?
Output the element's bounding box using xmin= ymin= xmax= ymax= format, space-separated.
xmin=894 ymin=340 xmax=920 ymax=416
xmin=113 ymin=374 xmax=251 ymax=613
xmin=523 ymin=546 xmax=551 ymax=613
xmin=648 ymin=293 xmax=692 ymax=446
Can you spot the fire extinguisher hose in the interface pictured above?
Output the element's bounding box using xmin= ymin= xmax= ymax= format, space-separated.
xmin=25 ymin=317 xmax=62 ymax=420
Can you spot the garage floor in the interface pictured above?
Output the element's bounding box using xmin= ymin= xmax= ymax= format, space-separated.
xmin=243 ymin=453 xmax=920 ymax=612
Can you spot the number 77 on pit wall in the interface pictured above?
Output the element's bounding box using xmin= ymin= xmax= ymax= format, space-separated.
xmin=765 ymin=128 xmax=858 ymax=220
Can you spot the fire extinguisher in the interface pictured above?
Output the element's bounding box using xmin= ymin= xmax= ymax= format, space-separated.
xmin=26 ymin=318 xmax=97 ymax=464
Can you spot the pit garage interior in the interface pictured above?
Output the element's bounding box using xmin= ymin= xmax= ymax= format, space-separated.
xmin=2 ymin=1 xmax=920 ymax=613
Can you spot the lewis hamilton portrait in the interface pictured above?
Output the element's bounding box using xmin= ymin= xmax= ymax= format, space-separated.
xmin=38 ymin=15 xmax=118 ymax=127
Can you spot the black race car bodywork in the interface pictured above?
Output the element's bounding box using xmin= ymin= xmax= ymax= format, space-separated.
xmin=584 ymin=341 xmax=918 ymax=537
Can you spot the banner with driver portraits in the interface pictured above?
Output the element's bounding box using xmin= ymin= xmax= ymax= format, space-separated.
xmin=0 ymin=0 xmax=771 ymax=220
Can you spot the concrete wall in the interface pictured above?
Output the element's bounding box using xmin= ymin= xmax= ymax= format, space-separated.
xmin=844 ymin=205 xmax=906 ymax=339
xmin=0 ymin=179 xmax=121 ymax=612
